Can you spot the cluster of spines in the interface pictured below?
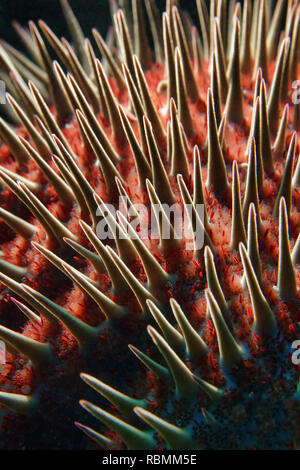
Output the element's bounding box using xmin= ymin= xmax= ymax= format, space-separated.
xmin=0 ymin=0 xmax=298 ymax=450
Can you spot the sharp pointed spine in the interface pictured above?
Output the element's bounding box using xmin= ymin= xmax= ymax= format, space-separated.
xmin=134 ymin=406 xmax=195 ymax=450
xmin=213 ymin=18 xmax=228 ymax=104
xmin=293 ymin=153 xmax=300 ymax=189
xmin=239 ymin=243 xmax=277 ymax=335
xmin=0 ymin=45 xmax=39 ymax=117
xmin=133 ymin=55 xmax=165 ymax=143
xmin=1 ymin=39 xmax=47 ymax=84
xmin=0 ymin=325 xmax=51 ymax=366
xmin=20 ymin=137 xmax=74 ymax=207
xmin=253 ymin=68 xmax=262 ymax=107
xmin=211 ymin=52 xmax=222 ymax=128
xmin=225 ymin=18 xmax=243 ymax=125
xmin=92 ymin=28 xmax=126 ymax=91
xmin=146 ymin=300 xmax=183 ymax=350
xmin=29 ymin=80 xmax=71 ymax=152
xmin=6 ymin=92 xmax=52 ymax=160
xmin=206 ymin=290 xmax=243 ymax=368
xmin=175 ymin=47 xmax=194 ymax=137
xmin=122 ymin=63 xmax=148 ymax=156
xmin=192 ymin=26 xmax=203 ymax=74
xmin=19 ymin=182 xmax=76 ymax=243
xmin=243 ymin=138 xmax=261 ymax=228
xmin=85 ymin=39 xmax=109 ymax=118
xmin=144 ymin=116 xmax=175 ymax=207
xmin=268 ymin=38 xmax=290 ymax=137
xmin=0 ymin=116 xmax=29 ymax=163
xmin=170 ymin=298 xmax=208 ymax=360
xmin=0 ymin=259 xmax=27 ymax=281
xmin=260 ymin=80 xmax=274 ymax=174
xmin=118 ymin=104 xmax=152 ymax=188
xmin=117 ymin=212 xmax=169 ymax=293
xmin=61 ymin=38 xmax=99 ymax=113
xmin=81 ymin=372 xmax=146 ymax=423
xmin=79 ymin=220 xmax=129 ymax=295
xmin=248 ymin=97 xmax=264 ymax=193
xmin=169 ymin=98 xmax=190 ymax=181
xmin=273 ymin=104 xmax=289 ymax=156
xmin=115 ymin=178 xmax=140 ymax=222
xmin=75 ymin=422 xmax=113 ymax=449
xmin=147 ymin=325 xmax=199 ymax=398
xmin=0 ymin=170 xmax=62 ymax=242
xmin=12 ymin=21 xmax=41 ymax=63
xmin=193 ymin=374 xmax=223 ymax=401
xmin=204 ymin=246 xmax=228 ymax=317
xmin=114 ymin=10 xmax=136 ymax=82
xmin=240 ymin=0 xmax=251 ymax=73
xmin=60 ymin=0 xmax=90 ymax=73
xmin=11 ymin=297 xmax=42 ymax=326
xmin=31 ymin=241 xmax=98 ymax=288
xmin=246 ymin=204 xmax=263 ymax=288
xmin=21 ymin=284 xmax=96 ymax=345
xmin=231 ymin=161 xmax=247 ymax=250
xmin=162 ymin=13 xmax=177 ymax=104
xmin=267 ymin=0 xmax=285 ymax=59
xmin=193 ymin=147 xmax=209 ymax=232
xmin=129 ymin=344 xmax=170 ymax=381
xmin=79 ymin=400 xmax=154 ymax=450
xmin=0 ymin=392 xmax=36 ymax=415
xmin=172 ymin=7 xmax=199 ymax=102
xmin=63 ymin=237 xmax=104 ymax=276
xmin=253 ymin=0 xmax=268 ymax=81
xmin=95 ymin=60 xmax=127 ymax=146
xmin=67 ymin=73 xmax=120 ymax=164
xmin=293 ymin=96 xmax=300 ymax=131
xmin=291 ymin=233 xmax=300 ymax=266
xmin=287 ymin=4 xmax=300 ymax=82
xmin=38 ymin=20 xmax=75 ymax=75
xmin=0 ymin=272 xmax=56 ymax=322
xmin=207 ymin=89 xmax=228 ymax=196
xmin=29 ymin=21 xmax=72 ymax=123
xmin=0 ymin=164 xmax=40 ymax=192
xmin=0 ymin=207 xmax=37 ymax=240
xmin=196 ymin=0 xmax=210 ymax=60
xmin=146 ymin=180 xmax=180 ymax=254
xmin=76 ymin=109 xmax=122 ymax=197
xmin=52 ymin=134 xmax=99 ymax=226
xmin=106 ymin=246 xmax=155 ymax=313
xmin=63 ymin=261 xmax=125 ymax=323
xmin=94 ymin=194 xmax=137 ymax=266
xmin=277 ymin=198 xmax=297 ymax=299
xmin=273 ymin=133 xmax=296 ymax=219
xmin=132 ymin=0 xmax=152 ymax=71
xmin=52 ymin=154 xmax=90 ymax=218
xmin=177 ymin=174 xmax=214 ymax=257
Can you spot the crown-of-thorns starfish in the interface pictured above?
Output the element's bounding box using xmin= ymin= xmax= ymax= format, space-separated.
xmin=0 ymin=0 xmax=299 ymax=451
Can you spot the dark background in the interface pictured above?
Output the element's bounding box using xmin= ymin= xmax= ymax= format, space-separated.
xmin=0 ymin=0 xmax=198 ymax=48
